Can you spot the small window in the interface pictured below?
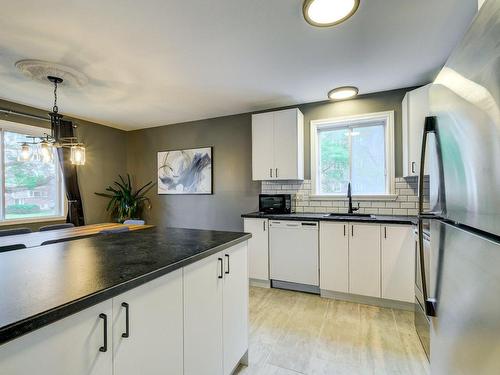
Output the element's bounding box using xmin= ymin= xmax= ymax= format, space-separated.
xmin=0 ymin=121 xmax=65 ymax=222
xmin=311 ymin=111 xmax=395 ymax=196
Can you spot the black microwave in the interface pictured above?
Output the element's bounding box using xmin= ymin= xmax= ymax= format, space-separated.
xmin=259 ymin=194 xmax=292 ymax=214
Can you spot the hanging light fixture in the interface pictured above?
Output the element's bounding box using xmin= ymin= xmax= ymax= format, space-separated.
xmin=18 ymin=75 xmax=86 ymax=165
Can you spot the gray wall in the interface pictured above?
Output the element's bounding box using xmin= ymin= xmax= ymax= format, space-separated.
xmin=127 ymin=115 xmax=261 ymax=231
xmin=127 ymin=87 xmax=412 ymax=231
xmin=0 ymin=99 xmax=128 ymax=229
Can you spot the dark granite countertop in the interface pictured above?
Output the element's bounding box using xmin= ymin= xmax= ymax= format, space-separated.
xmin=0 ymin=227 xmax=251 ymax=345
xmin=241 ymin=212 xmax=417 ymax=225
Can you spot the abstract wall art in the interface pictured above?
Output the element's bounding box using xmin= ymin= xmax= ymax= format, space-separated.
xmin=157 ymin=147 xmax=213 ymax=194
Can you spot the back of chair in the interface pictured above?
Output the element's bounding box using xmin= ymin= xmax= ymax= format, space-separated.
xmin=41 ymin=234 xmax=97 ymax=246
xmin=100 ymin=227 xmax=130 ymax=235
xmin=123 ymin=220 xmax=145 ymax=225
xmin=39 ymin=223 xmax=75 ymax=232
xmin=0 ymin=244 xmax=26 ymax=253
xmin=0 ymin=228 xmax=31 ymax=237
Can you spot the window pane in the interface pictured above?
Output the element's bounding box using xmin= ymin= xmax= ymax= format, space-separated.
xmin=4 ymin=132 xmax=60 ymax=220
xmin=318 ymin=128 xmax=350 ymax=194
xmin=351 ymin=124 xmax=386 ymax=194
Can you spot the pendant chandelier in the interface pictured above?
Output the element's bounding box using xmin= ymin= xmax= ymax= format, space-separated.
xmin=19 ymin=75 xmax=86 ymax=165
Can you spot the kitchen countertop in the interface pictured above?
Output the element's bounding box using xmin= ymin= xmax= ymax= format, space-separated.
xmin=0 ymin=227 xmax=251 ymax=345
xmin=241 ymin=212 xmax=417 ymax=225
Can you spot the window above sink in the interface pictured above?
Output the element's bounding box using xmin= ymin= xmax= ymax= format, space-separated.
xmin=310 ymin=111 xmax=395 ymax=199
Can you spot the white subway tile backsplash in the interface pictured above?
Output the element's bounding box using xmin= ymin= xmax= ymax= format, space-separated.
xmin=261 ymin=177 xmax=420 ymax=217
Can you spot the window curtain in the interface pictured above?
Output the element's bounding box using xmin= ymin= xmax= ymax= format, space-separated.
xmin=53 ymin=119 xmax=85 ymax=226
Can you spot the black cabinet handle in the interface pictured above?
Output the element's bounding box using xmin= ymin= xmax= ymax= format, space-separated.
xmin=225 ymin=254 xmax=230 ymax=274
xmin=99 ymin=313 xmax=107 ymax=352
xmin=218 ymin=258 xmax=223 ymax=279
xmin=263 ymin=220 xmax=266 ymax=231
xmin=121 ymin=302 xmax=130 ymax=338
xmin=351 ymin=225 xmax=354 ymax=237
xmin=343 ymin=224 xmax=346 ymax=237
xmin=384 ymin=227 xmax=387 ymax=239
xmin=275 ymin=168 xmax=278 ymax=178
xmin=269 ymin=168 xmax=272 ymax=178
xmin=411 ymin=161 xmax=416 ymax=174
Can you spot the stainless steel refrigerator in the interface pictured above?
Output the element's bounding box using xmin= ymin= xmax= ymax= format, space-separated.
xmin=417 ymin=1 xmax=500 ymax=374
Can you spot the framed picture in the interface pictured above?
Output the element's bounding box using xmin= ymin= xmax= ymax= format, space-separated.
xmin=157 ymin=147 xmax=213 ymax=195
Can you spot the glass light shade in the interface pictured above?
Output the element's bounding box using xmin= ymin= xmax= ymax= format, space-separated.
xmin=328 ymin=86 xmax=359 ymax=101
xmin=303 ymin=0 xmax=359 ymax=27
xmin=70 ymin=144 xmax=86 ymax=165
xmin=18 ymin=143 xmax=32 ymax=161
xmin=39 ymin=140 xmax=53 ymax=163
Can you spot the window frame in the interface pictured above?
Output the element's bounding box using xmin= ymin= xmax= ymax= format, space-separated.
xmin=0 ymin=119 xmax=66 ymax=226
xmin=310 ymin=110 xmax=396 ymax=200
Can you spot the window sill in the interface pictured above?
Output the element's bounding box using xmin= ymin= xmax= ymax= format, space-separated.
xmin=0 ymin=215 xmax=66 ymax=227
xmin=309 ymin=194 xmax=398 ymax=201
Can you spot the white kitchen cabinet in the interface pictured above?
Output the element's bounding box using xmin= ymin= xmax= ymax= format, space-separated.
xmin=402 ymin=84 xmax=431 ymax=177
xmin=0 ymin=300 xmax=113 ymax=375
xmin=252 ymin=108 xmax=304 ymax=180
xmin=251 ymin=111 xmax=275 ymax=180
xmin=112 ymin=269 xmax=183 ymax=375
xmin=243 ymin=218 xmax=269 ymax=282
xmin=183 ymin=252 xmax=224 ymax=375
xmin=223 ymin=243 xmax=249 ymax=375
xmin=349 ymin=223 xmax=381 ymax=298
xmin=183 ymin=243 xmax=249 ymax=375
xmin=319 ymin=222 xmax=349 ymax=293
xmin=381 ymin=225 xmax=415 ymax=302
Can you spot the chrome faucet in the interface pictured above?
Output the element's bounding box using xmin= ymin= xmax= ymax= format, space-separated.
xmin=347 ymin=182 xmax=360 ymax=214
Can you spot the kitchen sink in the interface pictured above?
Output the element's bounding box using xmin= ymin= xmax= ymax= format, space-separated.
xmin=323 ymin=213 xmax=374 ymax=218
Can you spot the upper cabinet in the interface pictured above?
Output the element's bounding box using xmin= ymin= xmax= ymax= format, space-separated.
xmin=402 ymin=84 xmax=431 ymax=177
xmin=252 ymin=108 xmax=304 ymax=180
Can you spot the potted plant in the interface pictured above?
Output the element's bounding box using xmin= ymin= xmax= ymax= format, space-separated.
xmin=95 ymin=174 xmax=155 ymax=223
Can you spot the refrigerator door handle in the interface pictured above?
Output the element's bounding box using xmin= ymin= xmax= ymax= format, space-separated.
xmin=418 ymin=116 xmax=438 ymax=317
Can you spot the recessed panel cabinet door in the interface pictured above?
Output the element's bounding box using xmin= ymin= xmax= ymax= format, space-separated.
xmin=243 ymin=218 xmax=269 ymax=281
xmin=320 ymin=222 xmax=349 ymax=293
xmin=184 ymin=252 xmax=224 ymax=375
xmin=112 ymin=269 xmax=183 ymax=375
xmin=252 ymin=112 xmax=274 ymax=180
xmin=381 ymin=225 xmax=415 ymax=302
xmin=0 ymin=300 xmax=113 ymax=375
xmin=223 ymin=243 xmax=249 ymax=375
xmin=349 ymin=223 xmax=381 ymax=298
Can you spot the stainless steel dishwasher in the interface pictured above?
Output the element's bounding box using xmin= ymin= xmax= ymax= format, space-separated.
xmin=269 ymin=220 xmax=319 ymax=293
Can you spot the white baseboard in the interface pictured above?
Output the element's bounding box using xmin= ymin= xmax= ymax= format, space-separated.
xmin=320 ymin=290 xmax=415 ymax=311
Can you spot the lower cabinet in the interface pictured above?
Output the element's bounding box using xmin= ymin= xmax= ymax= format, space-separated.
xmin=113 ymin=269 xmax=183 ymax=375
xmin=184 ymin=243 xmax=249 ymax=375
xmin=349 ymin=223 xmax=381 ymax=298
xmin=319 ymin=222 xmax=349 ymax=293
xmin=243 ymin=218 xmax=269 ymax=281
xmin=381 ymin=225 xmax=415 ymax=302
xmin=0 ymin=300 xmax=113 ymax=375
xmin=0 ymin=242 xmax=249 ymax=375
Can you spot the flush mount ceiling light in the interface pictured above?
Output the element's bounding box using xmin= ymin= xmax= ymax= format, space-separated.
xmin=303 ymin=0 xmax=360 ymax=27
xmin=328 ymin=86 xmax=359 ymax=101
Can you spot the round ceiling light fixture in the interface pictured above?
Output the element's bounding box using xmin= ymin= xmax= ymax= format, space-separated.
xmin=303 ymin=0 xmax=360 ymax=27
xmin=328 ymin=86 xmax=359 ymax=101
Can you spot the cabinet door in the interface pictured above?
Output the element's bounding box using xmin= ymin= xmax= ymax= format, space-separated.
xmin=113 ymin=269 xmax=183 ymax=375
xmin=252 ymin=112 xmax=275 ymax=180
xmin=0 ymin=300 xmax=112 ymax=375
xmin=381 ymin=225 xmax=415 ymax=302
xmin=223 ymin=243 xmax=249 ymax=375
xmin=184 ymin=252 xmax=224 ymax=375
xmin=320 ymin=222 xmax=349 ymax=293
xmin=406 ymin=84 xmax=430 ymax=176
xmin=243 ymin=218 xmax=269 ymax=281
xmin=349 ymin=223 xmax=381 ymax=297
xmin=273 ymin=108 xmax=303 ymax=180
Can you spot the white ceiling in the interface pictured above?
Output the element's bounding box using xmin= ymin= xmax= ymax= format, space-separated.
xmin=0 ymin=0 xmax=477 ymax=130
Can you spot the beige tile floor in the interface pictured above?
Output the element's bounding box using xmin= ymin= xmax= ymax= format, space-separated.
xmin=235 ymin=287 xmax=429 ymax=375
